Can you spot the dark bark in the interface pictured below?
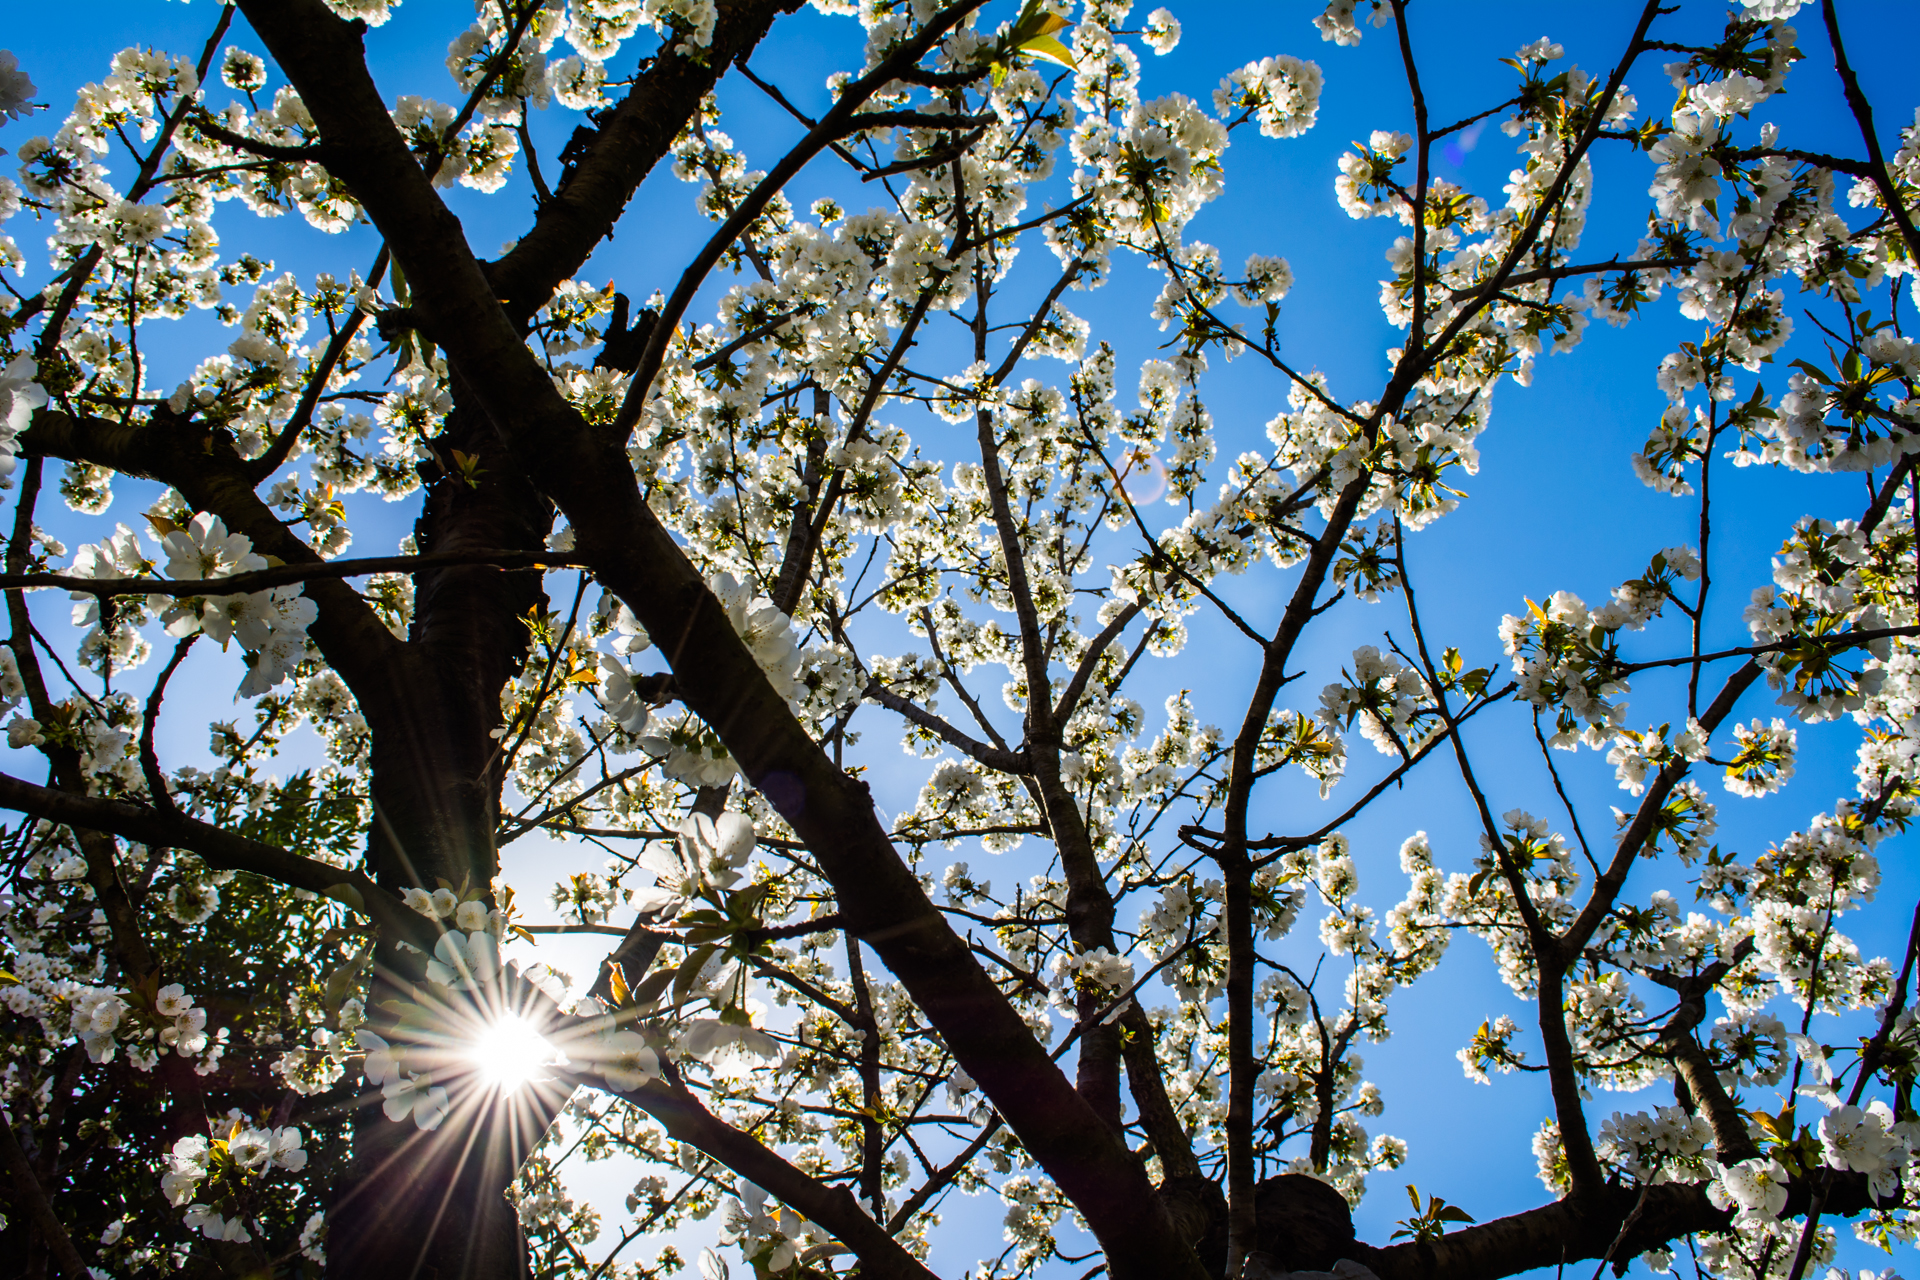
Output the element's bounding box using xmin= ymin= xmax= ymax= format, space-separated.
xmin=232 ymin=3 xmax=1211 ymax=1275
xmin=1122 ymin=1002 xmax=1201 ymax=1180
xmin=0 ymin=1119 xmax=88 ymax=1280
xmin=1160 ymin=1167 xmax=1892 ymax=1280
xmin=486 ymin=0 xmax=804 ymax=322
xmin=1353 ymin=1170 xmax=1891 ymax=1280
xmin=363 ymin=382 xmax=552 ymax=894
xmin=20 ymin=409 xmax=404 ymax=700
xmin=21 ymin=208 xmax=560 ymax=1280
xmin=16 ymin=197 xmax=558 ymax=1280
xmin=15 ymin=1 xmax=796 ymax=1270
xmin=0 ymin=772 xmax=422 ymax=939
xmin=606 ymin=1069 xmax=941 ymax=1280
xmin=1158 ymin=1173 xmax=1363 ymax=1280
xmin=329 ymin=381 xmax=555 ymax=1280
xmin=1213 ymin=475 xmax=1373 ymax=1277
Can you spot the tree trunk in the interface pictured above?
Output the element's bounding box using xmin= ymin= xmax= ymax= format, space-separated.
xmin=328 ymin=389 xmax=556 ymax=1280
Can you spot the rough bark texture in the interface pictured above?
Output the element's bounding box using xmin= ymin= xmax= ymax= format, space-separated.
xmin=1351 ymin=1173 xmax=1890 ymax=1280
xmin=231 ymin=3 xmax=1212 ymax=1277
xmin=369 ymin=383 xmax=552 ymax=891
xmin=1163 ymin=1173 xmax=1359 ymax=1280
xmin=20 ymin=366 xmax=556 ymax=1280
xmin=330 ymin=381 xmax=555 ymax=1280
xmin=486 ymin=0 xmax=803 ymax=322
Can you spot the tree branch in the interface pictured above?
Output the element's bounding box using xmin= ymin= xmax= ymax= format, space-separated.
xmin=1053 ymin=602 xmax=1142 ymax=727
xmin=864 ymin=680 xmax=1031 ymax=773
xmin=1354 ymin=1169 xmax=1889 ymax=1280
xmin=0 ymin=548 xmax=585 ymax=598
xmin=611 ymin=0 xmax=992 ymax=436
xmin=1558 ymin=662 xmax=1761 ymax=956
xmin=0 ymin=770 xmax=426 ymax=944
xmin=486 ymin=0 xmax=806 ymax=320
xmin=20 ymin=407 xmax=406 ymax=698
xmin=1822 ymin=0 xmax=1920 ymax=264
xmin=238 ymin=1 xmax=1207 ymax=1270
xmin=0 ymin=1118 xmax=89 ymax=1280
xmin=600 ymin=1067 xmax=941 ymax=1280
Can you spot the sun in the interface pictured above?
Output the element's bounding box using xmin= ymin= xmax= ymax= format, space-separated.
xmin=470 ymin=1013 xmax=556 ymax=1092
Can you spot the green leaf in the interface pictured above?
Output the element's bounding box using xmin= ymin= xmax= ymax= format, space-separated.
xmin=323 ymin=944 xmax=372 ymax=1013
xmin=1017 ymin=32 xmax=1076 ymax=70
xmin=447 ymin=448 xmax=486 ymax=489
xmin=673 ymin=944 xmax=719 ymax=1007
xmin=998 ymin=2 xmax=1075 ymax=73
xmin=1007 ymin=3 xmax=1070 ymax=43
xmin=608 ymin=961 xmax=631 ymax=1008
xmin=631 ymin=967 xmax=677 ymax=1007
xmin=725 ymin=883 xmax=773 ymax=926
xmin=685 ymin=921 xmax=736 ymax=946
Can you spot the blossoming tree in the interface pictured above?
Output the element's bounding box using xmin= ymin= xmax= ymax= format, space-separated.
xmin=1 ymin=0 xmax=1919 ymax=1278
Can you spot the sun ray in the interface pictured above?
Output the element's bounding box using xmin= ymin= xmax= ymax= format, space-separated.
xmin=470 ymin=1012 xmax=559 ymax=1093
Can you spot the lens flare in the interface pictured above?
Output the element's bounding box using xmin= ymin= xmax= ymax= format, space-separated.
xmin=1120 ymin=451 xmax=1168 ymax=504
xmin=470 ymin=1013 xmax=555 ymax=1092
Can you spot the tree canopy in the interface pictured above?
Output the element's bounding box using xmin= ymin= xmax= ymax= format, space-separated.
xmin=1 ymin=2 xmax=1919 ymax=1279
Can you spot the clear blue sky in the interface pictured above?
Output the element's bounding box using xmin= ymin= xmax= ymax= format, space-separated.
xmin=6 ymin=3 xmax=1920 ymax=1276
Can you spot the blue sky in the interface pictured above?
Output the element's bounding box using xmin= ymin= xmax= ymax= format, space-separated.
xmin=6 ymin=2 xmax=1920 ymax=1276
